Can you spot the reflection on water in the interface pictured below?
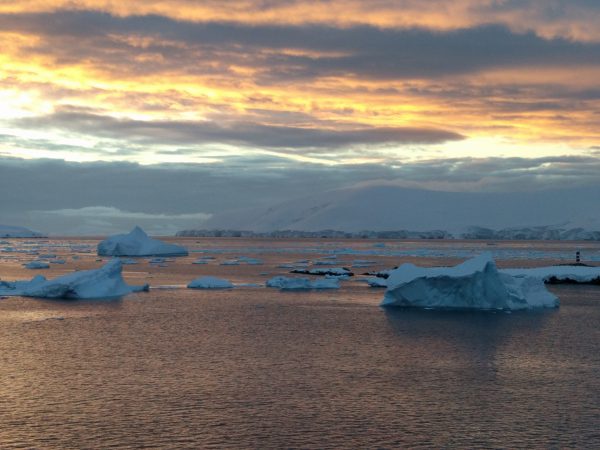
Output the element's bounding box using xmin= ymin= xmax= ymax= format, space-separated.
xmin=0 ymin=288 xmax=598 ymax=448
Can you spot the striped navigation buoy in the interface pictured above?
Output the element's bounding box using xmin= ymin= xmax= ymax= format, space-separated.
xmin=576 ymin=251 xmax=581 ymax=263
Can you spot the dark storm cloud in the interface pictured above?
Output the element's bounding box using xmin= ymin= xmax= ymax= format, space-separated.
xmin=15 ymin=108 xmax=463 ymax=149
xmin=3 ymin=11 xmax=600 ymax=80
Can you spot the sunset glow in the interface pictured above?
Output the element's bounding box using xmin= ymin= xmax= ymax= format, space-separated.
xmin=1 ymin=1 xmax=599 ymax=168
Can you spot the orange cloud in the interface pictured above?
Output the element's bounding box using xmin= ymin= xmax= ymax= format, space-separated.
xmin=2 ymin=1 xmax=600 ymax=41
xmin=1 ymin=3 xmax=599 ymax=165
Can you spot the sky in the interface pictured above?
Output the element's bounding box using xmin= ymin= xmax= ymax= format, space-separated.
xmin=1 ymin=1 xmax=600 ymax=234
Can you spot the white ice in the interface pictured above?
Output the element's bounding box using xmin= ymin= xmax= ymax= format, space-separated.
xmin=187 ymin=276 xmax=234 ymax=289
xmin=24 ymin=261 xmax=50 ymax=269
xmin=0 ymin=259 xmax=148 ymax=299
xmin=382 ymin=253 xmax=558 ymax=310
xmin=266 ymin=276 xmax=340 ymax=290
xmin=97 ymin=226 xmax=188 ymax=257
xmin=292 ymin=267 xmax=353 ymax=277
xmin=501 ymin=265 xmax=600 ymax=284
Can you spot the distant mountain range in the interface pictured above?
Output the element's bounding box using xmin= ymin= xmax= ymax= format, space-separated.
xmin=195 ymin=184 xmax=600 ymax=237
xmin=177 ymin=226 xmax=600 ymax=240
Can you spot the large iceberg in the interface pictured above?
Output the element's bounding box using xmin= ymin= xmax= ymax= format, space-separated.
xmin=98 ymin=226 xmax=188 ymax=257
xmin=381 ymin=254 xmax=558 ymax=310
xmin=0 ymin=259 xmax=148 ymax=299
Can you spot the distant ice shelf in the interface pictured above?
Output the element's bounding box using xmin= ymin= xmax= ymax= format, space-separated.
xmin=501 ymin=265 xmax=600 ymax=284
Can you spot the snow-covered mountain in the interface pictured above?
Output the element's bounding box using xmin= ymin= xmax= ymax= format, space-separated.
xmin=0 ymin=224 xmax=45 ymax=238
xmin=204 ymin=184 xmax=600 ymax=234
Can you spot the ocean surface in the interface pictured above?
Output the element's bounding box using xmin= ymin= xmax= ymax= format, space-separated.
xmin=1 ymin=237 xmax=599 ymax=448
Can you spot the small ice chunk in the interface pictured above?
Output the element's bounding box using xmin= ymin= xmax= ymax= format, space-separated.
xmin=187 ymin=276 xmax=234 ymax=289
xmin=24 ymin=261 xmax=50 ymax=269
xmin=291 ymin=267 xmax=353 ymax=277
xmin=238 ymin=256 xmax=263 ymax=265
xmin=266 ymin=276 xmax=312 ymax=290
xmin=266 ymin=276 xmax=340 ymax=290
xmin=220 ymin=260 xmax=240 ymax=266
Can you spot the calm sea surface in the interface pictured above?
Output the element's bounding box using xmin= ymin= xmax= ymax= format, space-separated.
xmin=0 ymin=238 xmax=599 ymax=448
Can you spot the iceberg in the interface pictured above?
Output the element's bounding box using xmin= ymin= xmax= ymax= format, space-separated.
xmin=0 ymin=259 xmax=148 ymax=299
xmin=501 ymin=265 xmax=600 ymax=284
xmin=24 ymin=261 xmax=50 ymax=269
xmin=381 ymin=253 xmax=558 ymax=310
xmin=0 ymin=275 xmax=47 ymax=296
xmin=97 ymin=226 xmax=188 ymax=257
xmin=187 ymin=276 xmax=234 ymax=289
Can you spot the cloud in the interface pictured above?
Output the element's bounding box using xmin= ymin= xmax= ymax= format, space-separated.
xmin=3 ymin=1 xmax=600 ymax=41
xmin=2 ymin=154 xmax=600 ymax=234
xmin=3 ymin=10 xmax=600 ymax=153
xmin=14 ymin=108 xmax=464 ymax=150
xmin=3 ymin=11 xmax=600 ymax=81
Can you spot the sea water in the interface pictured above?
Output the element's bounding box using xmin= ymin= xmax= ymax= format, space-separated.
xmin=0 ymin=238 xmax=599 ymax=448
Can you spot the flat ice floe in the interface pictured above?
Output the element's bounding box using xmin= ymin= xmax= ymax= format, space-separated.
xmin=501 ymin=265 xmax=600 ymax=284
xmin=98 ymin=226 xmax=188 ymax=257
xmin=188 ymin=276 xmax=234 ymax=289
xmin=363 ymin=277 xmax=387 ymax=288
xmin=382 ymin=253 xmax=558 ymax=310
xmin=24 ymin=261 xmax=50 ymax=269
xmin=0 ymin=259 xmax=148 ymax=299
xmin=266 ymin=276 xmax=340 ymax=290
xmin=291 ymin=267 xmax=353 ymax=277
